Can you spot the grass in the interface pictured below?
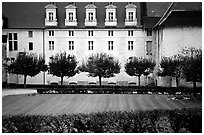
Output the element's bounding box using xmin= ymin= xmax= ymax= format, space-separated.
xmin=2 ymin=94 xmax=201 ymax=115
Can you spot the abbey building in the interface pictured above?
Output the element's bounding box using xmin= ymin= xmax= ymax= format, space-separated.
xmin=2 ymin=2 xmax=202 ymax=87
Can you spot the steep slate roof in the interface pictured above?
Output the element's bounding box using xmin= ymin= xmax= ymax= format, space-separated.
xmin=2 ymin=2 xmax=177 ymax=29
xmin=142 ymin=2 xmax=171 ymax=29
xmin=146 ymin=2 xmax=172 ymax=17
xmin=153 ymin=2 xmax=202 ymax=28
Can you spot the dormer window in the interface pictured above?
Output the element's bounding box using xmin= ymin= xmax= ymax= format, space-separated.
xmin=88 ymin=12 xmax=94 ymax=21
xmin=49 ymin=12 xmax=54 ymax=20
xmin=125 ymin=3 xmax=137 ymax=26
xmin=128 ymin=12 xmax=134 ymax=21
xmin=65 ymin=4 xmax=77 ymax=26
xmin=45 ymin=3 xmax=58 ymax=26
xmin=85 ymin=4 xmax=97 ymax=26
xmin=105 ymin=3 xmax=117 ymax=26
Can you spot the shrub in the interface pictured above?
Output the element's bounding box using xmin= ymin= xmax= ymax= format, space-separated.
xmin=2 ymin=108 xmax=201 ymax=133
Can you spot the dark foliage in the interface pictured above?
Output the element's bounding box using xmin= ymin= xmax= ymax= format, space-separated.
xmin=181 ymin=47 xmax=202 ymax=83
xmin=125 ymin=57 xmax=156 ymax=86
xmin=3 ymin=108 xmax=201 ymax=133
xmin=48 ymin=52 xmax=78 ymax=85
xmin=157 ymin=55 xmax=183 ymax=88
xmin=4 ymin=52 xmax=47 ymax=88
xmin=78 ymin=53 xmax=121 ymax=88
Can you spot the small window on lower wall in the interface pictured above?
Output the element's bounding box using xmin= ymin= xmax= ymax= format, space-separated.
xmin=29 ymin=42 xmax=33 ymax=50
xmin=146 ymin=41 xmax=152 ymax=55
xmin=128 ymin=41 xmax=133 ymax=50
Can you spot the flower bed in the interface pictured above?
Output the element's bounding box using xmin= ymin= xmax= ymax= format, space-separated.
xmin=2 ymin=108 xmax=201 ymax=133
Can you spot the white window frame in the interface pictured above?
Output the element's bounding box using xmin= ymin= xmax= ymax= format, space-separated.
xmin=28 ymin=31 xmax=33 ymax=38
xmin=68 ymin=31 xmax=74 ymax=36
xmin=68 ymin=12 xmax=74 ymax=21
xmin=49 ymin=30 xmax=54 ymax=36
xmin=146 ymin=41 xmax=152 ymax=55
xmin=88 ymin=41 xmax=94 ymax=50
xmin=128 ymin=12 xmax=134 ymax=21
xmin=128 ymin=30 xmax=134 ymax=36
xmin=8 ymin=33 xmax=18 ymax=51
xmin=108 ymin=41 xmax=114 ymax=50
xmin=69 ymin=41 xmax=74 ymax=50
xmin=29 ymin=42 xmax=33 ymax=51
xmin=49 ymin=41 xmax=54 ymax=50
xmin=128 ymin=41 xmax=134 ymax=50
xmin=88 ymin=12 xmax=94 ymax=21
xmin=48 ymin=12 xmax=54 ymax=21
xmin=108 ymin=30 xmax=113 ymax=36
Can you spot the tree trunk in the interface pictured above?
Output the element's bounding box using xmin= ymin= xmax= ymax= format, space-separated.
xmin=176 ymin=76 xmax=179 ymax=89
xmin=61 ymin=76 xmax=64 ymax=85
xmin=99 ymin=76 xmax=102 ymax=93
xmin=170 ymin=77 xmax=172 ymax=87
xmin=24 ymin=75 xmax=27 ymax=88
xmin=138 ymin=76 xmax=141 ymax=87
xmin=193 ymin=79 xmax=197 ymax=97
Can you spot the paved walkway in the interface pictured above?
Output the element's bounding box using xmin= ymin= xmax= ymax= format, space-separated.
xmin=2 ymin=89 xmax=37 ymax=97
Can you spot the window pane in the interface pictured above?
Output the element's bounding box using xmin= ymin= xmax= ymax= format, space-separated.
xmin=14 ymin=33 xmax=17 ymax=40
xmin=9 ymin=41 xmax=12 ymax=51
xmin=28 ymin=31 xmax=33 ymax=37
xmin=14 ymin=41 xmax=18 ymax=50
xmin=8 ymin=33 xmax=12 ymax=40
xmin=69 ymin=13 xmax=73 ymax=20
xmin=146 ymin=41 xmax=152 ymax=54
xmin=29 ymin=42 xmax=33 ymax=50
xmin=49 ymin=12 xmax=53 ymax=20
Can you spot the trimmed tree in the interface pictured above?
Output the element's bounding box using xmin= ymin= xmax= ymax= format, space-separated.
xmin=157 ymin=55 xmax=183 ymax=88
xmin=125 ymin=57 xmax=156 ymax=86
xmin=4 ymin=52 xmax=47 ymax=88
xmin=48 ymin=52 xmax=78 ymax=85
xmin=79 ymin=53 xmax=120 ymax=89
xmin=181 ymin=47 xmax=202 ymax=96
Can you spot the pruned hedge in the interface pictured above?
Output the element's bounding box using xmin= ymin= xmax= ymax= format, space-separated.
xmin=37 ymin=86 xmax=202 ymax=94
xmin=2 ymin=108 xmax=202 ymax=133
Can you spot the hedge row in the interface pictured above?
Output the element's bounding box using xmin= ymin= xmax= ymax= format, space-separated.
xmin=3 ymin=108 xmax=202 ymax=133
xmin=37 ymin=86 xmax=201 ymax=94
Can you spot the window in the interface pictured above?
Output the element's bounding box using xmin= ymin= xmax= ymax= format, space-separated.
xmin=146 ymin=41 xmax=152 ymax=55
xmin=128 ymin=41 xmax=134 ymax=50
xmin=128 ymin=12 xmax=134 ymax=21
xmin=108 ymin=30 xmax=113 ymax=36
xmin=28 ymin=31 xmax=33 ymax=38
xmin=108 ymin=12 xmax=114 ymax=21
xmin=68 ymin=12 xmax=73 ymax=21
xmin=128 ymin=30 xmax=133 ymax=36
xmin=49 ymin=41 xmax=54 ymax=50
xmin=147 ymin=29 xmax=152 ymax=36
xmin=69 ymin=41 xmax=74 ymax=50
xmin=88 ymin=41 xmax=93 ymax=50
xmin=108 ymin=41 xmax=113 ymax=50
xmin=49 ymin=12 xmax=54 ymax=21
xmin=29 ymin=42 xmax=33 ymax=50
xmin=88 ymin=31 xmax=93 ymax=36
xmin=49 ymin=30 xmax=54 ymax=36
xmin=88 ymin=12 xmax=94 ymax=21
xmin=8 ymin=33 xmax=18 ymax=51
xmin=11 ymin=57 xmax=15 ymax=63
xmin=68 ymin=31 xmax=74 ymax=36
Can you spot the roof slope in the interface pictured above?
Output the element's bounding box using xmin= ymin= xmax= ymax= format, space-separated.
xmin=3 ymin=2 xmax=142 ymax=29
xmin=153 ymin=2 xmax=202 ymax=28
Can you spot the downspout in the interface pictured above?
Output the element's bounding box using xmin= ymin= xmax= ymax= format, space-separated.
xmin=43 ymin=28 xmax=45 ymax=85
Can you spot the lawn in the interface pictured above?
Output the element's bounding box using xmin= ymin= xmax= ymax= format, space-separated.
xmin=2 ymin=94 xmax=201 ymax=115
